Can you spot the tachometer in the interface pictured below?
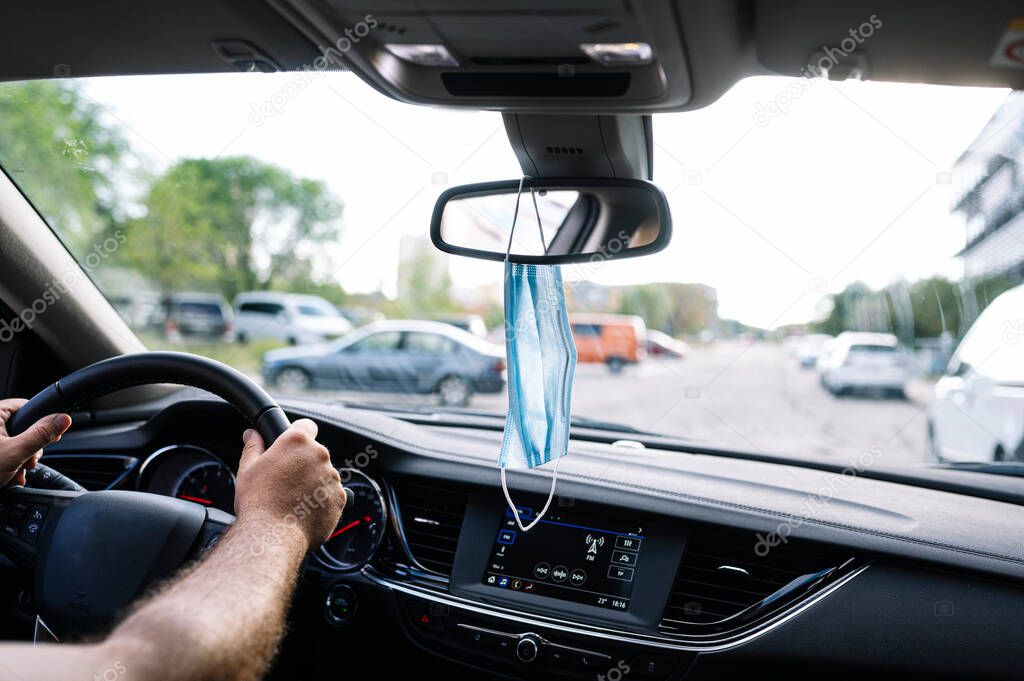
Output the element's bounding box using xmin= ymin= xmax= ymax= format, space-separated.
xmin=172 ymin=460 xmax=235 ymax=514
xmin=316 ymin=469 xmax=386 ymax=572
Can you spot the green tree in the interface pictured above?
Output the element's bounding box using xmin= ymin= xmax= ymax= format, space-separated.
xmin=395 ymin=248 xmax=457 ymax=317
xmin=119 ymin=157 xmax=343 ymax=299
xmin=615 ymin=283 xmax=718 ymax=336
xmin=0 ymin=80 xmax=127 ymax=252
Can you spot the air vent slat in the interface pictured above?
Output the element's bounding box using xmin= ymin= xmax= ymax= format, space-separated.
xmin=42 ymin=454 xmax=138 ymax=491
xmin=394 ymin=479 xmax=468 ymax=577
xmin=659 ymin=526 xmax=853 ymax=631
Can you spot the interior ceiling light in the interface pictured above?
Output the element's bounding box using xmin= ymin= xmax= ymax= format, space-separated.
xmin=385 ymin=44 xmax=459 ymax=67
xmin=580 ymin=42 xmax=653 ymax=66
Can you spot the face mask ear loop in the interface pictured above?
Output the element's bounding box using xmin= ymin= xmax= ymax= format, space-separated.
xmin=529 ymin=187 xmax=548 ymax=253
xmin=504 ymin=176 xmax=527 ymax=263
xmin=501 ymin=457 xmax=561 ymax=533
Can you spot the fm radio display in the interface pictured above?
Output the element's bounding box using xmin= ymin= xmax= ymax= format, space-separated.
xmin=482 ymin=505 xmax=645 ymax=611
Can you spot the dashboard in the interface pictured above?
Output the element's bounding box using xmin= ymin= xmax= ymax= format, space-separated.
xmin=22 ymin=396 xmax=1024 ymax=680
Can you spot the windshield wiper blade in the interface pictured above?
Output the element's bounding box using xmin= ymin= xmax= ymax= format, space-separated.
xmin=567 ymin=415 xmax=646 ymax=434
xmin=933 ymin=461 xmax=1024 ymax=478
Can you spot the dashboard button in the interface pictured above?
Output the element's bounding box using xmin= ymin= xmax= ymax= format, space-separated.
xmin=406 ymin=600 xmax=443 ymax=633
xmin=615 ymin=535 xmax=643 ymax=551
xmin=457 ymin=624 xmax=516 ymax=653
xmin=324 ymin=583 xmax=357 ymax=626
xmin=550 ymin=565 xmax=569 ymax=583
xmin=608 ymin=565 xmax=635 ymax=581
xmin=533 ymin=562 xmax=551 ymax=579
xmin=631 ymin=653 xmax=676 ymax=677
xmin=612 ymin=550 xmax=637 ymax=566
xmin=548 ymin=644 xmax=611 ymax=670
xmin=569 ymin=568 xmax=587 ymax=585
xmin=515 ymin=636 xmax=540 ymax=663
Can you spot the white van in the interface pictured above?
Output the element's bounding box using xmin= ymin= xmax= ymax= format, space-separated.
xmin=928 ymin=284 xmax=1024 ymax=463
xmin=233 ymin=292 xmax=352 ymax=345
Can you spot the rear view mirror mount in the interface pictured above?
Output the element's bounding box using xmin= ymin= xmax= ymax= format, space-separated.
xmin=430 ymin=177 xmax=671 ymax=265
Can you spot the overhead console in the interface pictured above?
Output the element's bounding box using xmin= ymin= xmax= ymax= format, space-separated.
xmin=268 ymin=0 xmax=694 ymax=111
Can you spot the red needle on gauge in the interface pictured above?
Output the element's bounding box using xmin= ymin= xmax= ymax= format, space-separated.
xmin=327 ymin=519 xmax=361 ymax=540
xmin=178 ymin=495 xmax=212 ymax=505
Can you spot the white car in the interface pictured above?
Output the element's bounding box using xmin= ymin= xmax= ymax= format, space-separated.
xmin=818 ymin=332 xmax=910 ymax=398
xmin=233 ymin=292 xmax=352 ymax=345
xmin=928 ymin=285 xmax=1024 ymax=463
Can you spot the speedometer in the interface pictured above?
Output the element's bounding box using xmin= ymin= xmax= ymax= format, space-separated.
xmin=315 ymin=469 xmax=386 ymax=572
xmin=172 ymin=460 xmax=235 ymax=513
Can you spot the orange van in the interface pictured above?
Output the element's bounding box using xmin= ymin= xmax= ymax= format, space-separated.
xmin=569 ymin=313 xmax=647 ymax=372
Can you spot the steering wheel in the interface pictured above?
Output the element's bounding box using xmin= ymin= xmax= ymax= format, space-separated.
xmin=0 ymin=351 xmax=292 ymax=639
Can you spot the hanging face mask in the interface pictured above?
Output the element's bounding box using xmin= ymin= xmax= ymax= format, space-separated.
xmin=499 ymin=179 xmax=578 ymax=532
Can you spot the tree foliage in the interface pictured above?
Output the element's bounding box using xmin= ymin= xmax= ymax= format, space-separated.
xmin=813 ymin=274 xmax=1023 ymax=342
xmin=615 ymin=283 xmax=718 ymax=336
xmin=118 ymin=157 xmax=343 ymax=299
xmin=0 ymin=80 xmax=127 ymax=251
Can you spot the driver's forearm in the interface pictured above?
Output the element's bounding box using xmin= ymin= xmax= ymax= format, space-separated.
xmin=100 ymin=514 xmax=308 ymax=681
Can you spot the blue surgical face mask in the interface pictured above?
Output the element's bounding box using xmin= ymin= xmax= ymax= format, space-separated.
xmin=499 ymin=184 xmax=578 ymax=532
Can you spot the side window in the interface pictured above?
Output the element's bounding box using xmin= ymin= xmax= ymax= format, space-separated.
xmin=404 ymin=332 xmax=456 ymax=354
xmin=571 ymin=323 xmax=601 ymax=337
xmin=348 ymin=331 xmax=401 ymax=353
xmin=240 ymin=302 xmax=284 ymax=316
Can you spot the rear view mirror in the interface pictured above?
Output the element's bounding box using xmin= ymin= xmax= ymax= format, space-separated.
xmin=430 ymin=178 xmax=671 ymax=264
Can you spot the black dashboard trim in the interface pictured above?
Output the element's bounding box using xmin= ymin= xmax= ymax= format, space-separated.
xmin=285 ymin=402 xmax=1024 ymax=574
xmin=362 ymin=562 xmax=872 ymax=652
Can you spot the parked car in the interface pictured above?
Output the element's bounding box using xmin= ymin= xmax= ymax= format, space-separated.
xmin=156 ymin=292 xmax=233 ymax=341
xmin=433 ymin=313 xmax=488 ymax=338
xmin=794 ymin=334 xmax=834 ymax=368
xmin=262 ymin=320 xmax=505 ymax=406
xmin=569 ymin=313 xmax=647 ymax=373
xmin=818 ymin=332 xmax=909 ymax=398
xmin=233 ymin=292 xmax=352 ymax=345
xmin=645 ymin=329 xmax=690 ymax=359
xmin=928 ymin=285 xmax=1024 ymax=463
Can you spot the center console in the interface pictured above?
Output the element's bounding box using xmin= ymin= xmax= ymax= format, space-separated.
xmin=378 ymin=491 xmax=692 ymax=678
xmin=452 ymin=495 xmax=685 ymax=632
xmin=355 ymin=479 xmax=859 ymax=680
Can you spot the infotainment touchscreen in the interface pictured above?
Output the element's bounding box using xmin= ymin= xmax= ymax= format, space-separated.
xmin=482 ymin=505 xmax=646 ymax=611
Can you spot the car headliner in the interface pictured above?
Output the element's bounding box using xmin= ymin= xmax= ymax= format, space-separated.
xmin=1 ymin=1 xmax=1021 ymax=114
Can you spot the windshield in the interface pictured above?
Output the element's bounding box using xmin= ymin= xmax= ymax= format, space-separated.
xmin=1 ymin=73 xmax=1019 ymax=471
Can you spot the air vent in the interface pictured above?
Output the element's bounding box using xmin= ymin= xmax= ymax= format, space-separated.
xmin=545 ymin=146 xmax=584 ymax=156
xmin=660 ymin=526 xmax=854 ymax=634
xmin=393 ymin=478 xmax=468 ymax=576
xmin=41 ymin=454 xmax=138 ymax=491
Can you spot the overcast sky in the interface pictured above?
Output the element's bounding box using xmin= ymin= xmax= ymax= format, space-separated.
xmin=81 ymin=72 xmax=1008 ymax=328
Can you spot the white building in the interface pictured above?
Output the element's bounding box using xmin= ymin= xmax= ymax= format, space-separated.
xmin=953 ymin=93 xmax=1024 ymax=280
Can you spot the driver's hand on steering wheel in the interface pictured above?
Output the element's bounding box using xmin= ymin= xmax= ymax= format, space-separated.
xmin=233 ymin=418 xmax=345 ymax=550
xmin=0 ymin=398 xmax=71 ymax=487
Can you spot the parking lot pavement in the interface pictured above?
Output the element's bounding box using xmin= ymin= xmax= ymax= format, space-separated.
xmin=267 ymin=339 xmax=933 ymax=468
xmin=562 ymin=340 xmax=932 ymax=467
